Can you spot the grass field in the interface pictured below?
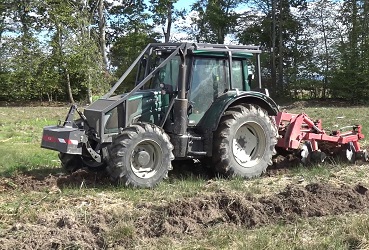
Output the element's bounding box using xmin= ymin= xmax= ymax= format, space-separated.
xmin=1 ymin=101 xmax=369 ymax=249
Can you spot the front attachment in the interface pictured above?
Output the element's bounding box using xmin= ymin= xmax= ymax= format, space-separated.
xmin=41 ymin=125 xmax=84 ymax=155
xmin=41 ymin=104 xmax=84 ymax=155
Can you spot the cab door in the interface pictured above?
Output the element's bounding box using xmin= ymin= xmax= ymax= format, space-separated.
xmin=188 ymin=57 xmax=229 ymax=125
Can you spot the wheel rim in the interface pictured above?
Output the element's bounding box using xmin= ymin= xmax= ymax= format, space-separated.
xmin=232 ymin=121 xmax=266 ymax=168
xmin=301 ymin=141 xmax=312 ymax=164
xmin=130 ymin=139 xmax=163 ymax=179
xmin=345 ymin=142 xmax=356 ymax=163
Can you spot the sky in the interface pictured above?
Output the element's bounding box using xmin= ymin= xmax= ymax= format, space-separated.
xmin=173 ymin=0 xmax=197 ymax=10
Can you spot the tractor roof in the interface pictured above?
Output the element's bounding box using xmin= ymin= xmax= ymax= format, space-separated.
xmin=152 ymin=43 xmax=261 ymax=58
xmin=104 ymin=43 xmax=263 ymax=99
xmin=192 ymin=50 xmax=253 ymax=58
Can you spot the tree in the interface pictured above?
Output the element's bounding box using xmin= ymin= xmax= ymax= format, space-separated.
xmin=238 ymin=0 xmax=306 ymax=96
xmin=188 ymin=0 xmax=245 ymax=43
xmin=98 ymin=0 xmax=109 ymax=70
xmin=297 ymin=0 xmax=341 ymax=99
xmin=38 ymin=0 xmax=107 ymax=103
xmin=108 ymin=0 xmax=160 ymax=89
xmin=0 ymin=0 xmax=48 ymax=101
xmin=149 ymin=0 xmax=186 ymax=42
xmin=330 ymin=0 xmax=369 ymax=102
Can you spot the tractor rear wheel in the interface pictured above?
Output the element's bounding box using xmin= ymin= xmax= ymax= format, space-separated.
xmin=107 ymin=123 xmax=174 ymax=188
xmin=213 ymin=104 xmax=277 ymax=178
xmin=58 ymin=153 xmax=83 ymax=173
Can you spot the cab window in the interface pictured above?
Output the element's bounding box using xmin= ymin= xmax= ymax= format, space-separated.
xmin=189 ymin=57 xmax=228 ymax=123
xmin=231 ymin=60 xmax=244 ymax=90
xmin=146 ymin=56 xmax=180 ymax=90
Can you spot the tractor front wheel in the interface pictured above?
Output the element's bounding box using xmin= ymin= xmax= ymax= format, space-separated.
xmin=213 ymin=104 xmax=277 ymax=178
xmin=107 ymin=123 xmax=174 ymax=188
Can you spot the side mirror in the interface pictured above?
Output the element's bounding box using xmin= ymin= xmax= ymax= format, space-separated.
xmin=248 ymin=74 xmax=253 ymax=86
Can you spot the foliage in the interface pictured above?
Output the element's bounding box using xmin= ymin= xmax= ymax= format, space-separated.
xmin=329 ymin=0 xmax=369 ymax=103
xmin=2 ymin=0 xmax=369 ymax=102
xmin=149 ymin=0 xmax=185 ymax=42
xmin=187 ymin=0 xmax=245 ymax=43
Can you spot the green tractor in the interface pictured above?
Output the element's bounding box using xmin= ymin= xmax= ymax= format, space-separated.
xmin=41 ymin=43 xmax=279 ymax=188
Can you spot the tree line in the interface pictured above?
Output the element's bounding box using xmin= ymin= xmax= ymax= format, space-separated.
xmin=0 ymin=0 xmax=368 ymax=103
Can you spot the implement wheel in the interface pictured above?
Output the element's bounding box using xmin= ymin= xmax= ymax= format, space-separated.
xmin=345 ymin=142 xmax=356 ymax=163
xmin=213 ymin=104 xmax=277 ymax=178
xmin=107 ymin=123 xmax=174 ymax=188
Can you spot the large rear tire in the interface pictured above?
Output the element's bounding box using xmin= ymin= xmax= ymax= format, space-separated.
xmin=107 ymin=123 xmax=174 ymax=188
xmin=213 ymin=104 xmax=277 ymax=178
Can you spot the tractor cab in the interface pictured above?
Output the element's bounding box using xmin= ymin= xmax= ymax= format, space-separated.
xmin=187 ymin=51 xmax=255 ymax=125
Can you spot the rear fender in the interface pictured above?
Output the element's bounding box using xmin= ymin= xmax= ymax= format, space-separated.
xmin=197 ymin=91 xmax=279 ymax=132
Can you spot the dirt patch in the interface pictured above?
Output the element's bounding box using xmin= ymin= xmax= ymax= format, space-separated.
xmin=0 ymin=169 xmax=111 ymax=193
xmin=0 ymin=174 xmax=58 ymax=193
xmin=0 ymin=210 xmax=109 ymax=249
xmin=267 ymin=153 xmax=300 ymax=176
xmin=136 ymin=182 xmax=369 ymax=238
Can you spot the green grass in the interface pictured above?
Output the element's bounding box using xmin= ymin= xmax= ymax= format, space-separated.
xmin=0 ymin=143 xmax=60 ymax=175
xmin=1 ymin=104 xmax=369 ymax=249
xmin=0 ymin=106 xmax=68 ymax=175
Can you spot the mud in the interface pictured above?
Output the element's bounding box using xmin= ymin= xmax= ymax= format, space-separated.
xmin=136 ymin=182 xmax=369 ymax=237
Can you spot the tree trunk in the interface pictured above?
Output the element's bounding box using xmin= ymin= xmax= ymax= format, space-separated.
xmin=98 ymin=0 xmax=109 ymax=70
xmin=320 ymin=1 xmax=329 ymax=99
xmin=271 ymin=0 xmax=277 ymax=94
xmin=278 ymin=0 xmax=284 ymax=94
xmin=164 ymin=1 xmax=172 ymax=43
xmin=66 ymin=68 xmax=75 ymax=103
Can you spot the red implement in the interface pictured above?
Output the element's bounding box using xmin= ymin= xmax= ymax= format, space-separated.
xmin=275 ymin=112 xmax=366 ymax=162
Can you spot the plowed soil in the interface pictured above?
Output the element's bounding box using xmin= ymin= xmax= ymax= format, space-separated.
xmin=136 ymin=182 xmax=369 ymax=237
xmin=1 ymin=168 xmax=369 ymax=249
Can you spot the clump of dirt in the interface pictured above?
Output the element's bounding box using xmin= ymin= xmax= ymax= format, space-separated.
xmin=136 ymin=182 xmax=369 ymax=238
xmin=267 ymin=153 xmax=300 ymax=176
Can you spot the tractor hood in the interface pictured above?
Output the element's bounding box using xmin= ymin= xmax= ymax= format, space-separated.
xmin=85 ymin=93 xmax=129 ymax=114
xmin=83 ymin=91 xmax=163 ymax=142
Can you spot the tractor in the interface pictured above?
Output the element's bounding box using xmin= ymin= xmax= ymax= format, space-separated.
xmin=40 ymin=43 xmax=288 ymax=187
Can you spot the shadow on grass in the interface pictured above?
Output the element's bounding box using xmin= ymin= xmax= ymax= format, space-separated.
xmin=169 ymin=160 xmax=215 ymax=181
